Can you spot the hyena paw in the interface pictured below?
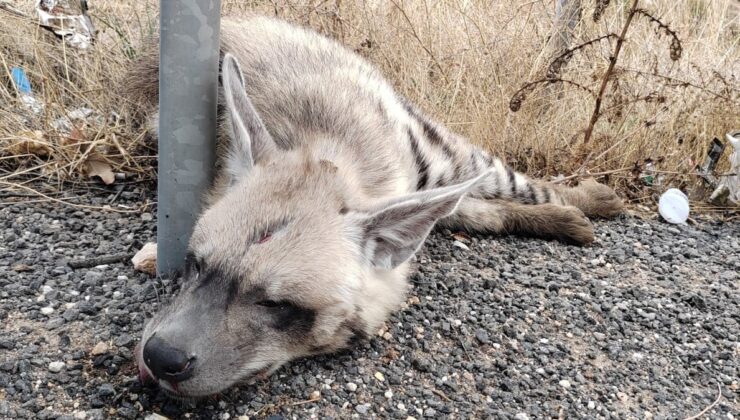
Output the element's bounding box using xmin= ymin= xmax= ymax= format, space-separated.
xmin=578 ymin=179 xmax=624 ymax=219
xmin=554 ymin=206 xmax=594 ymax=245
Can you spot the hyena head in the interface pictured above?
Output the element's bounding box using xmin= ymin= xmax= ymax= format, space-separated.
xmin=137 ymin=54 xmax=486 ymax=397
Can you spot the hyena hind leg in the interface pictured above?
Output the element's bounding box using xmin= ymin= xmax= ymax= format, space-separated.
xmin=440 ymin=197 xmax=595 ymax=245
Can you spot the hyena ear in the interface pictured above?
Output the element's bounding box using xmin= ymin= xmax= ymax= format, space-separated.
xmin=221 ymin=53 xmax=276 ymax=184
xmin=351 ymin=171 xmax=492 ymax=270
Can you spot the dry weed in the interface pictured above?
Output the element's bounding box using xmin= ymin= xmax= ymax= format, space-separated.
xmin=1 ymin=0 xmax=738 ymax=205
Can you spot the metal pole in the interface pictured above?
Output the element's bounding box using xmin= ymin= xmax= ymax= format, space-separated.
xmin=157 ymin=0 xmax=221 ymax=275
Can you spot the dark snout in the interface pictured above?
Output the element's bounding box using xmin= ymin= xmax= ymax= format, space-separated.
xmin=142 ymin=336 xmax=196 ymax=383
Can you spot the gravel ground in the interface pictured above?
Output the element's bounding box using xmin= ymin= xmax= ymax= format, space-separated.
xmin=0 ymin=187 xmax=738 ymax=420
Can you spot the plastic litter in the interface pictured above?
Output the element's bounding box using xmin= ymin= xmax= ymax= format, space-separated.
xmin=697 ymin=137 xmax=726 ymax=187
xmin=11 ymin=67 xmax=31 ymax=94
xmin=36 ymin=0 xmax=95 ymax=49
xmin=710 ymin=131 xmax=740 ymax=205
xmin=10 ymin=67 xmax=44 ymax=114
xmin=658 ymin=188 xmax=689 ymax=224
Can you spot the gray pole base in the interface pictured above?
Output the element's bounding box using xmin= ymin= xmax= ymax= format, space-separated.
xmin=157 ymin=0 xmax=221 ymax=276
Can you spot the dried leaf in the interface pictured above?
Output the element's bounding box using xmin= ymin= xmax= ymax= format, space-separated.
xmin=84 ymin=153 xmax=115 ymax=185
xmin=451 ymin=232 xmax=471 ymax=242
xmin=132 ymin=242 xmax=157 ymax=276
xmin=9 ymin=131 xmax=51 ymax=157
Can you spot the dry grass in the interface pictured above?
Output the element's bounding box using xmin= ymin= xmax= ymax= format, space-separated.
xmin=1 ymin=0 xmax=739 ymax=205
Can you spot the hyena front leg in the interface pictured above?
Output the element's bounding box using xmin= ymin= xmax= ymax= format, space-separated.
xmin=440 ymin=197 xmax=595 ymax=245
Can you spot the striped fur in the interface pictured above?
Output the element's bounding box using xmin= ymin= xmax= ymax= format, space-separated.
xmin=124 ymin=14 xmax=623 ymax=398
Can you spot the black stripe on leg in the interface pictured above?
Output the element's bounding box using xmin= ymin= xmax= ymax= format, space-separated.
xmin=526 ymin=183 xmax=538 ymax=204
xmin=484 ymin=154 xmax=494 ymax=166
xmin=408 ymin=128 xmax=430 ymax=190
xmin=402 ymin=98 xmax=457 ymax=160
xmin=470 ymin=151 xmax=479 ymax=174
xmin=421 ymin=120 xmax=455 ymax=159
xmin=506 ymin=166 xmax=517 ymax=196
xmin=542 ymin=187 xmax=551 ymax=204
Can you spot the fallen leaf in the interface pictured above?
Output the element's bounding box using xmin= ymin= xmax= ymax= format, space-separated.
xmin=132 ymin=242 xmax=157 ymax=276
xmin=451 ymin=232 xmax=470 ymax=243
xmin=9 ymin=131 xmax=51 ymax=157
xmin=84 ymin=153 xmax=115 ymax=185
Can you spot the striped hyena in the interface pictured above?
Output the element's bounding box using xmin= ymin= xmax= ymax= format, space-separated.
xmin=127 ymin=15 xmax=623 ymax=397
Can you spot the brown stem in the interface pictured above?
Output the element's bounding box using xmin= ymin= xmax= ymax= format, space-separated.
xmin=582 ymin=0 xmax=640 ymax=145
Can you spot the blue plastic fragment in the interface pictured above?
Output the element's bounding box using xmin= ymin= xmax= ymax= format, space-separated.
xmin=11 ymin=67 xmax=32 ymax=95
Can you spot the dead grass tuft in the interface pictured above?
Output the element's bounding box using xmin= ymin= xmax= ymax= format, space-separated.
xmin=1 ymin=0 xmax=738 ymax=206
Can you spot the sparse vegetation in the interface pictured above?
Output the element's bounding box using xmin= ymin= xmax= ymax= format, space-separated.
xmin=1 ymin=0 xmax=738 ymax=206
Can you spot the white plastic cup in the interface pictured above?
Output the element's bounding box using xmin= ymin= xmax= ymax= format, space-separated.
xmin=658 ymin=188 xmax=690 ymax=224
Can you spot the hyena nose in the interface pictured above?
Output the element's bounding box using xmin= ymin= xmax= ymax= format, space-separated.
xmin=143 ymin=336 xmax=196 ymax=382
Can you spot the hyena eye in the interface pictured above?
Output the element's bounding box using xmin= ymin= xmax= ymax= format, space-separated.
xmin=256 ymin=300 xmax=316 ymax=332
xmin=257 ymin=232 xmax=272 ymax=244
xmin=256 ymin=300 xmax=285 ymax=308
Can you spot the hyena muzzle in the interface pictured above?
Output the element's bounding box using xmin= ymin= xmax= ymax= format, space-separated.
xmin=125 ymin=14 xmax=623 ymax=397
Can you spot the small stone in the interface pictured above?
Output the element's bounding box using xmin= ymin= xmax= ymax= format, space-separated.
xmin=141 ymin=213 xmax=153 ymax=222
xmin=355 ymin=404 xmax=371 ymax=415
xmin=559 ymin=379 xmax=571 ymax=389
xmin=115 ymin=333 xmax=133 ymax=348
xmin=587 ymin=401 xmax=596 ymax=410
xmin=91 ymin=342 xmax=109 ymax=356
xmin=144 ymin=414 xmax=169 ymax=420
xmin=515 ymin=413 xmax=529 ymax=420
xmin=309 ymin=390 xmax=320 ymax=400
xmin=384 ymin=389 xmax=393 ymax=399
xmin=346 ymin=382 xmax=358 ymax=392
xmin=97 ymin=383 xmax=115 ymax=397
xmin=112 ymin=291 xmax=123 ymax=299
xmin=48 ymin=361 xmax=65 ymax=373
xmin=475 ymin=329 xmax=490 ymax=344
xmin=41 ymin=306 xmax=54 ymax=315
xmin=374 ymin=371 xmax=385 ymax=382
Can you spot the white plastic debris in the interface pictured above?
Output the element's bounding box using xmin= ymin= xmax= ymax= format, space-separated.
xmin=710 ymin=131 xmax=740 ymax=205
xmin=36 ymin=0 xmax=95 ymax=49
xmin=658 ymin=188 xmax=689 ymax=224
xmin=52 ymin=107 xmax=96 ymax=133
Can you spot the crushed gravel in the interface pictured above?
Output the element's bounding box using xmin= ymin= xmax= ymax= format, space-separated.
xmin=0 ymin=187 xmax=738 ymax=419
